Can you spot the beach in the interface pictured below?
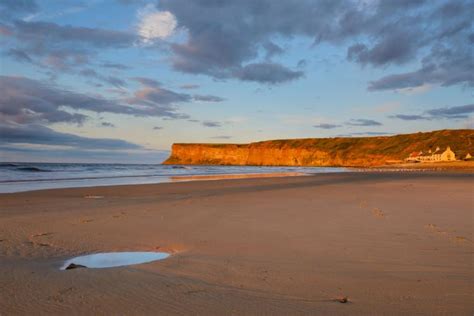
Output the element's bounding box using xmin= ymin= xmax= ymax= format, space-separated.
xmin=0 ymin=172 xmax=472 ymax=315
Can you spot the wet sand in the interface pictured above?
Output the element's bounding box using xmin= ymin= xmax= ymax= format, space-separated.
xmin=0 ymin=172 xmax=473 ymax=315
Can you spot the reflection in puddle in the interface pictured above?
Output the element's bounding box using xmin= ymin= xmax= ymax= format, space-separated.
xmin=60 ymin=252 xmax=170 ymax=270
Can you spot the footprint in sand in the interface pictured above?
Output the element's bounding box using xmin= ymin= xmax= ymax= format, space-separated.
xmin=30 ymin=232 xmax=54 ymax=238
xmin=453 ymin=236 xmax=469 ymax=243
xmin=371 ymin=208 xmax=385 ymax=219
xmin=84 ymin=195 xmax=104 ymax=199
xmin=425 ymin=224 xmax=471 ymax=245
xmin=112 ymin=211 xmax=127 ymax=219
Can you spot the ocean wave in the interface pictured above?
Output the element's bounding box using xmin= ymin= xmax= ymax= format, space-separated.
xmin=16 ymin=166 xmax=51 ymax=172
xmin=0 ymin=163 xmax=19 ymax=167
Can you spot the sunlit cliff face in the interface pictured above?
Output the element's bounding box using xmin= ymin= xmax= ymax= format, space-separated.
xmin=164 ymin=130 xmax=474 ymax=167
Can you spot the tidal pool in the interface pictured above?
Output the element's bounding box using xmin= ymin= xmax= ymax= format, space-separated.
xmin=60 ymin=251 xmax=170 ymax=270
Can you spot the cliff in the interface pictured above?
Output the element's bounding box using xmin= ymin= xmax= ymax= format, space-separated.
xmin=163 ymin=129 xmax=474 ymax=167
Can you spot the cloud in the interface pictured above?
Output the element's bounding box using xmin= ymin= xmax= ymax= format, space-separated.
xmin=235 ymin=62 xmax=303 ymax=84
xmin=0 ymin=123 xmax=140 ymax=150
xmin=137 ymin=5 xmax=177 ymax=42
xmin=4 ymin=48 xmax=33 ymax=63
xmin=211 ymin=135 xmax=232 ymax=139
xmin=0 ymin=75 xmax=189 ymax=124
xmin=155 ymin=0 xmax=472 ymax=88
xmin=1 ymin=20 xmax=138 ymax=72
xmin=388 ymin=114 xmax=428 ymax=121
xmin=202 ymin=121 xmax=221 ymax=128
xmin=347 ymin=28 xmax=420 ymax=66
xmin=313 ymin=123 xmax=341 ymax=129
xmin=116 ymin=0 xmax=147 ymax=5
xmin=153 ymin=126 xmax=163 ymax=130
xmin=426 ymin=104 xmax=474 ymax=119
xmin=297 ymin=59 xmax=308 ymax=68
xmin=193 ymin=95 xmax=225 ymax=102
xmin=11 ymin=20 xmax=137 ymax=48
xmin=263 ymin=41 xmax=284 ymax=59
xmin=128 ymin=81 xmax=224 ymax=105
xmin=0 ymin=0 xmax=38 ymax=21
xmin=131 ymin=77 xmax=161 ymax=87
xmin=389 ymin=104 xmax=474 ymax=121
xmin=100 ymin=122 xmax=115 ymax=128
xmin=346 ymin=119 xmax=382 ymax=126
xmin=3 ymin=1 xmax=470 ymax=90
xmin=101 ymin=62 xmax=130 ymax=70
xmin=80 ymin=68 xmax=127 ymax=88
xmin=128 ymin=86 xmax=191 ymax=105
xmin=179 ymin=84 xmax=200 ymax=90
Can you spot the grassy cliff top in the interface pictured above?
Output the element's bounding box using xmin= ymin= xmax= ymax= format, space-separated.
xmin=172 ymin=129 xmax=474 ymax=159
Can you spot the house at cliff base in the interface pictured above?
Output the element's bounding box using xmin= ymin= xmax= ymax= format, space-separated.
xmin=405 ymin=146 xmax=456 ymax=163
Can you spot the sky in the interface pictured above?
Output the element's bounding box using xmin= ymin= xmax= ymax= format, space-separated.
xmin=0 ymin=0 xmax=473 ymax=163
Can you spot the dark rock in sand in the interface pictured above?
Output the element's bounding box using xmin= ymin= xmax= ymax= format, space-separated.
xmin=65 ymin=263 xmax=87 ymax=270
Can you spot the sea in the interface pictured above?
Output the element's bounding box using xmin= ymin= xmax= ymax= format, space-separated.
xmin=0 ymin=162 xmax=348 ymax=193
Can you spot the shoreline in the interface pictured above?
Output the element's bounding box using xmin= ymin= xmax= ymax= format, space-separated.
xmin=2 ymin=162 xmax=473 ymax=194
xmin=1 ymin=172 xmax=472 ymax=314
xmin=2 ymin=170 xmax=472 ymax=196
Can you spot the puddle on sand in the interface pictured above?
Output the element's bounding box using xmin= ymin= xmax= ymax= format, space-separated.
xmin=60 ymin=252 xmax=170 ymax=270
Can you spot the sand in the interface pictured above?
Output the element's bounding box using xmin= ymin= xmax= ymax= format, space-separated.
xmin=0 ymin=172 xmax=473 ymax=315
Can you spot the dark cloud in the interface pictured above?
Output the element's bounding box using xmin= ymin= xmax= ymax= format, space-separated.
xmin=127 ymin=86 xmax=191 ymax=106
xmin=297 ymin=59 xmax=308 ymax=68
xmin=131 ymin=77 xmax=161 ymax=88
xmin=211 ymin=135 xmax=232 ymax=139
xmin=80 ymin=68 xmax=127 ymax=88
xmin=0 ymin=75 xmax=189 ymax=124
xmin=202 ymin=121 xmax=221 ymax=128
xmin=193 ymin=95 xmax=225 ymax=102
xmin=389 ymin=104 xmax=474 ymax=121
xmin=368 ymin=49 xmax=473 ymax=91
xmin=115 ymin=0 xmax=147 ymax=4
xmin=263 ymin=41 xmax=284 ymax=59
xmin=313 ymin=123 xmax=341 ymax=129
xmin=4 ymin=48 xmax=33 ymax=63
xmin=426 ymin=104 xmax=474 ymax=119
xmin=12 ymin=20 xmax=136 ymax=48
xmin=346 ymin=119 xmax=382 ymax=126
xmin=1 ymin=20 xmax=138 ymax=73
xmin=101 ymin=62 xmax=130 ymax=70
xmin=0 ymin=0 xmax=38 ymax=21
xmin=0 ymin=123 xmax=140 ymax=150
xmin=346 ymin=19 xmax=421 ymax=66
xmin=1 ymin=0 xmax=38 ymax=12
xmin=157 ymin=0 xmax=472 ymax=88
xmin=127 ymin=83 xmax=224 ymax=107
xmin=100 ymin=122 xmax=115 ymax=128
xmin=388 ymin=114 xmax=428 ymax=121
xmin=179 ymin=84 xmax=200 ymax=89
xmin=235 ymin=62 xmax=303 ymax=84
